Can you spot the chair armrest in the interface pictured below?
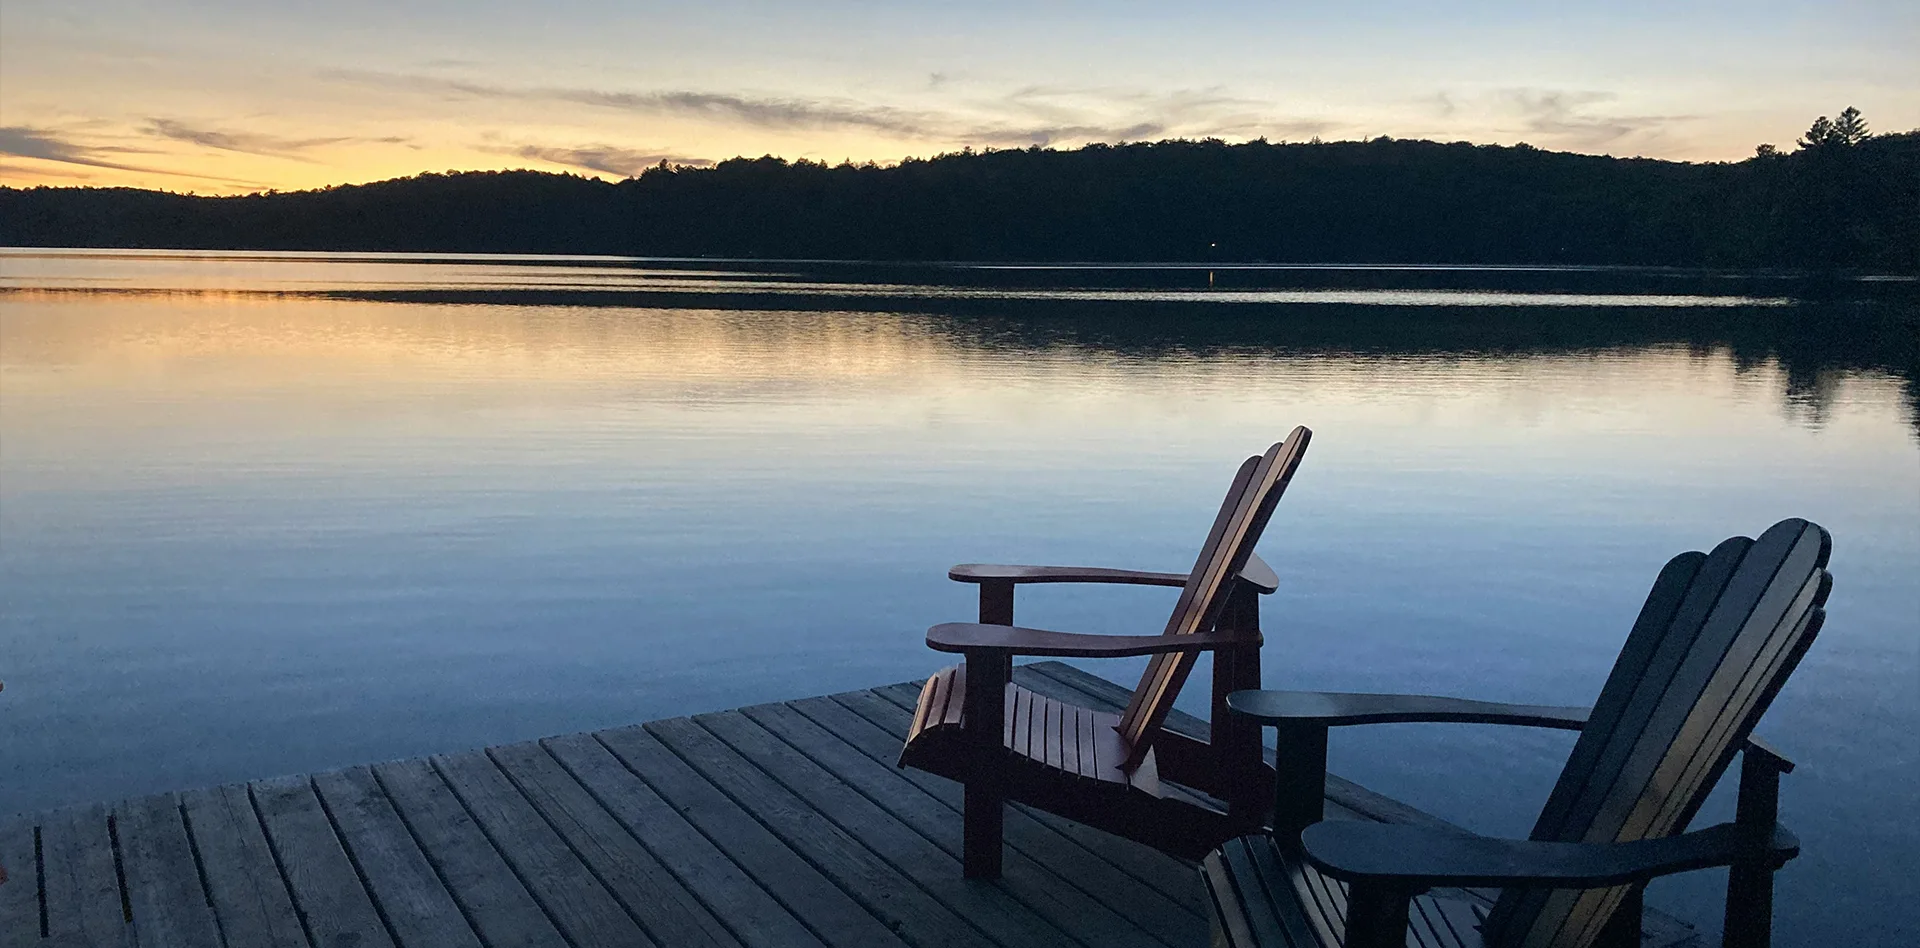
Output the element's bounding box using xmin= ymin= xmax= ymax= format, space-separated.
xmin=949 ymin=552 xmax=1280 ymax=594
xmin=1301 ymin=820 xmax=1799 ymax=889
xmin=1224 ymin=689 xmax=1793 ymax=767
xmin=927 ymin=622 xmax=1259 ymax=657
xmin=1237 ymin=552 xmax=1280 ymax=593
xmin=1743 ymin=733 xmax=1795 ymax=773
xmin=949 ymin=564 xmax=1188 ymax=586
xmin=1226 ymin=689 xmax=1590 ymax=730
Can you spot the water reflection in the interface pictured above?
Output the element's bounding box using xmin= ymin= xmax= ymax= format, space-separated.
xmin=1 ymin=254 xmax=1915 ymax=944
xmin=6 ymin=282 xmax=1911 ymax=439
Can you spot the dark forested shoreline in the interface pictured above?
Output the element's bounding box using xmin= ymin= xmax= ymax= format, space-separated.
xmin=3 ymin=133 xmax=1915 ymax=272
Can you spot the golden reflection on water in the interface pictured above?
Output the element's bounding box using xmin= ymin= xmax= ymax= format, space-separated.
xmin=2 ymin=290 xmax=1908 ymax=453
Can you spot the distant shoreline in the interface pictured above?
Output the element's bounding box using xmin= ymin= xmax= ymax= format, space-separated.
xmin=4 ymin=137 xmax=1915 ymax=273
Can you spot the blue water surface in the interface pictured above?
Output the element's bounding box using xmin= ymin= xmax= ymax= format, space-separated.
xmin=1 ymin=250 xmax=1915 ymax=942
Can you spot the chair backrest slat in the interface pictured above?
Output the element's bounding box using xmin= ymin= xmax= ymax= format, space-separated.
xmin=1113 ymin=427 xmax=1312 ymax=769
xmin=1486 ymin=518 xmax=1831 ymax=948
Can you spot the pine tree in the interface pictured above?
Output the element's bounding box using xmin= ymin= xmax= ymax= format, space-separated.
xmin=1832 ymin=106 xmax=1870 ymax=145
xmin=1799 ymin=107 xmax=1871 ymax=149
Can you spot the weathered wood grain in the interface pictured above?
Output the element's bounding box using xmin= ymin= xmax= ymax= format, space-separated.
xmin=736 ymin=700 xmax=1194 ymax=948
xmin=594 ymin=723 xmax=910 ymax=948
xmin=0 ymin=818 xmax=43 ymax=948
xmin=702 ymin=706 xmax=1132 ymax=947
xmin=114 ymin=792 xmax=221 ymax=948
xmin=780 ymin=694 xmax=1208 ymax=942
xmin=39 ymin=803 xmax=129 ymax=946
xmin=251 ymin=774 xmax=395 ymax=948
xmin=312 ymin=767 xmax=478 ymax=948
xmin=649 ymin=714 xmax=1004 ymax=948
xmin=430 ymin=750 xmax=650 ymax=948
xmin=178 ymin=784 xmax=307 ymax=948
xmin=8 ymin=663 xmax=1672 ymax=948
xmin=370 ymin=758 xmax=567 ymax=948
xmin=540 ymin=731 xmax=826 ymax=948
xmin=486 ymin=740 xmax=737 ymax=948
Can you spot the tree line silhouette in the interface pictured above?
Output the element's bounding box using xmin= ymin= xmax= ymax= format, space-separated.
xmin=4 ymin=111 xmax=1914 ymax=272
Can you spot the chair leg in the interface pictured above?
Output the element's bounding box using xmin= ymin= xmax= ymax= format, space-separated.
xmin=1724 ymin=748 xmax=1785 ymax=948
xmin=963 ymin=781 xmax=1004 ymax=878
xmin=1724 ymin=864 xmax=1776 ymax=948
xmin=1344 ymin=881 xmax=1413 ymax=948
xmin=1271 ymin=721 xmax=1329 ymax=839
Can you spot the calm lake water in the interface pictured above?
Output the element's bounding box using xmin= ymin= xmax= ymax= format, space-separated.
xmin=2 ymin=249 xmax=1915 ymax=942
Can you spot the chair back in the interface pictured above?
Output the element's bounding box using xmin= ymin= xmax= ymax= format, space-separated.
xmin=1113 ymin=427 xmax=1312 ymax=769
xmin=1485 ymin=518 xmax=1832 ymax=948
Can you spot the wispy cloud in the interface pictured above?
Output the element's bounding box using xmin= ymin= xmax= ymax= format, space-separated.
xmin=1419 ymin=92 xmax=1458 ymax=119
xmin=569 ymin=89 xmax=940 ymax=136
xmin=968 ymin=85 xmax=1297 ymax=147
xmin=1502 ymin=90 xmax=1692 ymax=149
xmin=0 ymin=161 xmax=96 ymax=180
xmin=0 ymin=125 xmax=258 ymax=184
xmin=0 ymin=126 xmax=160 ymax=172
xmin=337 ymin=71 xmax=946 ymax=137
xmin=496 ymin=143 xmax=714 ymax=176
xmin=145 ymin=119 xmax=410 ymax=159
xmin=326 ymin=69 xmax=1336 ymax=150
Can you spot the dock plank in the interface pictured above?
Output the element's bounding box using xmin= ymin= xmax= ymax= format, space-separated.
xmin=487 ymin=740 xmax=738 ymax=948
xmin=541 ymin=732 xmax=827 ymax=948
xmin=0 ymin=818 xmax=41 ymax=948
xmin=647 ymin=714 xmax=1003 ymax=948
xmin=775 ymin=695 xmax=1207 ymax=944
xmin=706 ymin=706 xmax=1157 ymax=948
xmin=178 ymin=784 xmax=306 ymax=948
xmin=252 ymin=774 xmax=395 ymax=948
xmin=0 ymin=664 xmax=1703 ymax=948
xmin=39 ymin=803 xmax=129 ymax=946
xmin=114 ymin=792 xmax=220 ymax=948
xmin=431 ymin=750 xmax=652 ymax=948
xmin=593 ymin=723 xmax=911 ymax=948
xmin=736 ymin=701 xmax=1191 ymax=948
xmin=312 ymin=767 xmax=479 ymax=948
xmin=370 ymin=758 xmax=568 ymax=948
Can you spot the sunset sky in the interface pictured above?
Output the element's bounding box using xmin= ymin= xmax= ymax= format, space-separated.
xmin=3 ymin=1 xmax=1915 ymax=194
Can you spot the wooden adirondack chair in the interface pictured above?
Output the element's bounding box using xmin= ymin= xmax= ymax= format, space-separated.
xmin=1201 ymin=518 xmax=1832 ymax=948
xmin=899 ymin=428 xmax=1312 ymax=878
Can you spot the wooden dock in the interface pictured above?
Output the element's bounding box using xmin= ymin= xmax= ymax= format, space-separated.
xmin=0 ymin=663 xmax=1699 ymax=947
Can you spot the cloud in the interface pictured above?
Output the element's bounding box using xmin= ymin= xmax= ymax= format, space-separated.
xmin=958 ymin=87 xmax=1334 ymax=148
xmin=497 ymin=143 xmax=715 ymax=176
xmin=0 ymin=125 xmax=258 ymax=184
xmin=958 ymin=120 xmax=1167 ymax=148
xmin=144 ymin=120 xmax=412 ymax=160
xmin=327 ymin=69 xmax=1337 ymax=150
xmin=579 ymin=89 xmax=938 ymax=136
xmin=1502 ymin=90 xmax=1692 ymax=149
xmin=0 ymin=161 xmax=96 ymax=181
xmin=1420 ymin=92 xmax=1458 ymax=118
xmin=0 ymin=125 xmax=158 ymax=172
xmin=323 ymin=71 xmax=935 ymax=136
